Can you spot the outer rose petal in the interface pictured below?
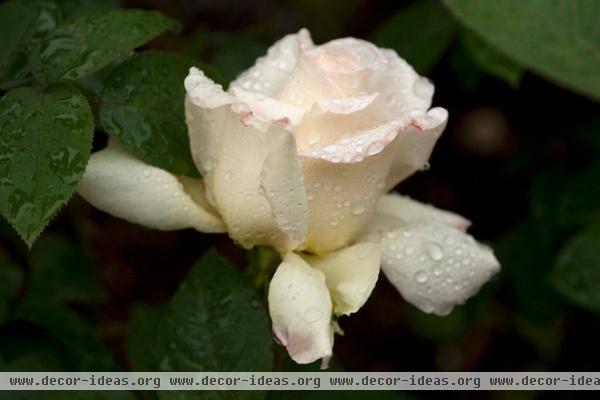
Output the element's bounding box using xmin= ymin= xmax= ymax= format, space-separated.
xmin=359 ymin=196 xmax=499 ymax=315
xmin=185 ymin=68 xmax=308 ymax=253
xmin=268 ymin=253 xmax=333 ymax=367
xmin=77 ymin=145 xmax=225 ymax=233
xmin=377 ymin=222 xmax=500 ymax=315
xmin=375 ymin=193 xmax=471 ymax=231
xmin=384 ymin=108 xmax=448 ymax=189
xmin=304 ymin=243 xmax=381 ymax=316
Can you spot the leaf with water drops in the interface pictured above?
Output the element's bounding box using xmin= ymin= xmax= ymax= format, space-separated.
xmin=100 ymin=51 xmax=199 ymax=177
xmin=370 ymin=0 xmax=457 ymax=73
xmin=444 ymin=0 xmax=600 ymax=99
xmin=156 ymin=249 xmax=272 ymax=400
xmin=550 ymin=225 xmax=600 ymax=314
xmin=0 ymin=84 xmax=94 ymax=246
xmin=30 ymin=9 xmax=180 ymax=84
xmin=0 ymin=0 xmax=62 ymax=87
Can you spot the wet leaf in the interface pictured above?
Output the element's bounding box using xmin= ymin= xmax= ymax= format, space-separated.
xmin=444 ymin=0 xmax=600 ymax=99
xmin=30 ymin=9 xmax=180 ymax=84
xmin=100 ymin=51 xmax=199 ymax=177
xmin=126 ymin=304 xmax=165 ymax=372
xmin=370 ymin=0 xmax=457 ymax=73
xmin=0 ymin=0 xmax=62 ymax=86
xmin=550 ymin=225 xmax=600 ymax=314
xmin=156 ymin=249 xmax=272 ymax=400
xmin=0 ymin=84 xmax=94 ymax=246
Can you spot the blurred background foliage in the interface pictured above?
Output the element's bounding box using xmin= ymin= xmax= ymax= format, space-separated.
xmin=0 ymin=0 xmax=599 ymax=399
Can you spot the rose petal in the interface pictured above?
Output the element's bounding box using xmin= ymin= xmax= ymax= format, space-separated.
xmin=77 ymin=145 xmax=225 ymax=233
xmin=299 ymin=109 xmax=446 ymax=254
xmin=376 ymin=221 xmax=500 ymax=316
xmin=384 ymin=107 xmax=448 ymax=189
xmin=304 ymin=243 xmax=381 ymax=316
xmin=268 ymin=253 xmax=333 ymax=366
xmin=294 ymin=93 xmax=380 ymax=150
xmin=229 ymin=86 xmax=305 ymax=129
xmin=260 ymin=131 xmax=309 ymax=247
xmin=230 ymin=29 xmax=313 ymax=97
xmin=374 ymin=193 xmax=471 ymax=231
xmin=185 ymin=70 xmax=308 ymax=253
xmin=369 ymin=49 xmax=435 ymax=117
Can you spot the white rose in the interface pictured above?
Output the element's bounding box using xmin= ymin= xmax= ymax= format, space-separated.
xmin=77 ymin=29 xmax=500 ymax=368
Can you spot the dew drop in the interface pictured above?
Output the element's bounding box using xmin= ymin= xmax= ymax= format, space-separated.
xmin=351 ymin=204 xmax=365 ymax=215
xmin=415 ymin=271 xmax=428 ymax=284
xmin=426 ymin=243 xmax=443 ymax=261
xmin=366 ymin=141 xmax=385 ymax=156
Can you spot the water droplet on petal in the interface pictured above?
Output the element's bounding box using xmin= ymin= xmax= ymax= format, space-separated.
xmin=426 ymin=243 xmax=443 ymax=261
xmin=415 ymin=271 xmax=428 ymax=283
xmin=351 ymin=204 xmax=365 ymax=215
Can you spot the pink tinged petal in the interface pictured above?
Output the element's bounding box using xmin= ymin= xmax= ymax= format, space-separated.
xmin=268 ymin=253 xmax=334 ymax=366
xmin=229 ymin=87 xmax=305 ymax=129
xmin=299 ymin=118 xmax=404 ymax=163
xmin=385 ymin=107 xmax=448 ymax=190
xmin=76 ymin=145 xmax=226 ymax=233
xmin=304 ymin=243 xmax=381 ymax=316
xmin=185 ymin=68 xmax=309 ymax=252
xmin=376 ymin=221 xmax=500 ymax=316
xmin=369 ymin=49 xmax=434 ymax=117
xmin=375 ymin=193 xmax=471 ymax=231
xmin=230 ymin=29 xmax=314 ymax=97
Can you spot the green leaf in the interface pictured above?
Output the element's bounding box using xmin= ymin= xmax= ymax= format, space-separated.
xmin=370 ymin=0 xmax=457 ymax=73
xmin=156 ymin=249 xmax=272 ymax=400
xmin=30 ymin=9 xmax=180 ymax=84
xmin=13 ymin=300 xmax=117 ymax=370
xmin=126 ymin=303 xmax=165 ymax=372
xmin=550 ymin=225 xmax=600 ymax=314
xmin=462 ymin=30 xmax=524 ymax=88
xmin=0 ymin=0 xmax=62 ymax=87
xmin=55 ymin=0 xmax=121 ymax=22
xmin=29 ymin=234 xmax=106 ymax=304
xmin=444 ymin=0 xmax=600 ymax=99
xmin=100 ymin=51 xmax=199 ymax=177
xmin=0 ymin=84 xmax=94 ymax=246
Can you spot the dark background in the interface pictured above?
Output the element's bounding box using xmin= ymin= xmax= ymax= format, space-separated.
xmin=1 ymin=0 xmax=599 ymax=399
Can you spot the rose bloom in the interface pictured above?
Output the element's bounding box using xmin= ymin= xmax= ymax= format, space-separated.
xmin=78 ymin=29 xmax=499 ymax=368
